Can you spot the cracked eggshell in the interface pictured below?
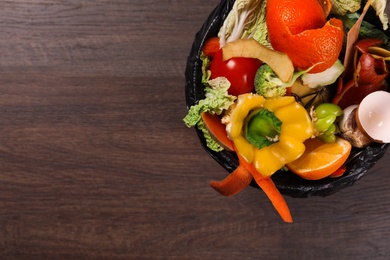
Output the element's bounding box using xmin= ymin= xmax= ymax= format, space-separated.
xmin=357 ymin=91 xmax=390 ymax=143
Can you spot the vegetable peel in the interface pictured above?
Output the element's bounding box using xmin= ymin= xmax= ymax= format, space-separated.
xmin=222 ymin=38 xmax=294 ymax=82
xmin=210 ymin=165 xmax=253 ymax=196
xmin=235 ymin=148 xmax=293 ymax=223
xmin=343 ymin=0 xmax=373 ymax=77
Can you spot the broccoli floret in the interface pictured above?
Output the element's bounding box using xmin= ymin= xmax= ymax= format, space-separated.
xmin=254 ymin=64 xmax=317 ymax=98
xmin=254 ymin=64 xmax=288 ymax=98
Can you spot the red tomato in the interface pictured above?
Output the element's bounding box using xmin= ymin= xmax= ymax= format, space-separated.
xmin=209 ymin=49 xmax=262 ymax=96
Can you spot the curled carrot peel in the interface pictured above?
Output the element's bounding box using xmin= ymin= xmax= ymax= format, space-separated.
xmin=210 ymin=166 xmax=253 ymax=196
xmin=209 ymin=143 xmax=293 ymax=222
xmin=252 ymin=174 xmax=293 ymax=223
xmin=235 ymin=146 xmax=293 ymax=223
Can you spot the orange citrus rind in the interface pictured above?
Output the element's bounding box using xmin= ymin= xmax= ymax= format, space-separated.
xmin=286 ymin=137 xmax=352 ymax=180
xmin=266 ymin=0 xmax=344 ymax=73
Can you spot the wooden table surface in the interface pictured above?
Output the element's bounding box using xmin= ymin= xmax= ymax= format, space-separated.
xmin=1 ymin=0 xmax=390 ymax=259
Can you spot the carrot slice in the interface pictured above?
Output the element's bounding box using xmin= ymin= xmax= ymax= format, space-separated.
xmin=210 ymin=165 xmax=253 ymax=196
xmin=235 ymin=146 xmax=293 ymax=223
xmin=201 ymin=112 xmax=234 ymax=151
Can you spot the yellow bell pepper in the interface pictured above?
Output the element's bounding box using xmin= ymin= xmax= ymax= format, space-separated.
xmin=226 ymin=93 xmax=313 ymax=177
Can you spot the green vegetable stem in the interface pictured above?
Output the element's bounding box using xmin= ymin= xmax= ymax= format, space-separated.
xmin=245 ymin=109 xmax=282 ymax=149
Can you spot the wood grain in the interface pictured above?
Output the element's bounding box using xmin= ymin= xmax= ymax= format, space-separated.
xmin=0 ymin=0 xmax=389 ymax=259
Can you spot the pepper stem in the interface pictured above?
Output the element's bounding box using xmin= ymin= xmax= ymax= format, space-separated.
xmin=245 ymin=109 xmax=282 ymax=149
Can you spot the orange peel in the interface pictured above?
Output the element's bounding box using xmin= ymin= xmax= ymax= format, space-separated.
xmin=287 ymin=137 xmax=352 ymax=180
xmin=266 ymin=0 xmax=344 ymax=73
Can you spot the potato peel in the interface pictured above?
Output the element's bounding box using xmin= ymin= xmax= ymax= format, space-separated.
xmin=222 ymin=38 xmax=294 ymax=83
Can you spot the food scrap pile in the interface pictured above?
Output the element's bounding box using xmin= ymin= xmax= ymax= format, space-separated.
xmin=184 ymin=0 xmax=390 ymax=222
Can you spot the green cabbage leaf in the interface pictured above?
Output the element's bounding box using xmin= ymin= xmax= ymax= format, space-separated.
xmin=183 ymin=77 xmax=236 ymax=152
xmin=218 ymin=0 xmax=270 ymax=48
